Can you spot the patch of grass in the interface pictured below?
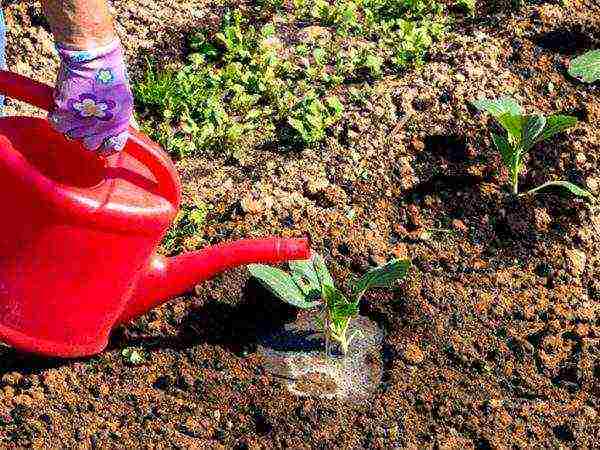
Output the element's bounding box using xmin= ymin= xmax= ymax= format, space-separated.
xmin=135 ymin=0 xmax=452 ymax=156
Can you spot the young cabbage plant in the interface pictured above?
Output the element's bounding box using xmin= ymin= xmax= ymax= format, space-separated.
xmin=249 ymin=254 xmax=410 ymax=356
xmin=472 ymin=97 xmax=591 ymax=199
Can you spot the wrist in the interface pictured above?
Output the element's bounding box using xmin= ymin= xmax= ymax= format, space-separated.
xmin=42 ymin=0 xmax=116 ymax=51
xmin=54 ymin=34 xmax=117 ymax=51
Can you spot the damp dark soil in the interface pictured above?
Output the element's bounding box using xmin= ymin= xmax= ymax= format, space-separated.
xmin=295 ymin=372 xmax=338 ymax=395
xmin=1 ymin=0 xmax=600 ymax=448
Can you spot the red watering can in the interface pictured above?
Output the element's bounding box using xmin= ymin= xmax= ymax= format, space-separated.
xmin=0 ymin=71 xmax=310 ymax=358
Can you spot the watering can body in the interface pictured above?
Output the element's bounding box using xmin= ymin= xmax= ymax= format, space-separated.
xmin=0 ymin=72 xmax=309 ymax=357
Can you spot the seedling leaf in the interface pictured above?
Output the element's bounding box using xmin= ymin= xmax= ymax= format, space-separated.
xmin=289 ymin=259 xmax=321 ymax=298
xmin=491 ymin=132 xmax=513 ymax=167
xmin=522 ymin=114 xmax=546 ymax=151
xmin=323 ymin=285 xmax=358 ymax=320
xmin=312 ymin=253 xmax=335 ymax=289
xmin=248 ymin=264 xmax=317 ymax=308
xmin=523 ymin=181 xmax=596 ymax=202
xmin=497 ymin=113 xmax=524 ymax=141
xmin=568 ymin=50 xmax=600 ymax=83
xmin=472 ymin=97 xmax=522 ymax=118
xmin=354 ymin=259 xmax=410 ymax=298
xmin=539 ymin=115 xmax=578 ymax=142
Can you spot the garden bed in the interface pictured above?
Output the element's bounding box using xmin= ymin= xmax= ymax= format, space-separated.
xmin=0 ymin=0 xmax=599 ymax=447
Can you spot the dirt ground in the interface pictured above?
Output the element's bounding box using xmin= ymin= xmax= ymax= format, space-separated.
xmin=0 ymin=0 xmax=600 ymax=448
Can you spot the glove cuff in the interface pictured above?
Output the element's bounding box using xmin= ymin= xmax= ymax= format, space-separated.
xmin=55 ymin=39 xmax=122 ymax=64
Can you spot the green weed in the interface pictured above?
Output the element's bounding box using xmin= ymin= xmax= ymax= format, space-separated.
xmin=135 ymin=0 xmax=452 ymax=155
xmin=162 ymin=201 xmax=209 ymax=255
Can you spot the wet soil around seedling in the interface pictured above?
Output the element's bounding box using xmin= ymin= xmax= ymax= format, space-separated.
xmin=0 ymin=0 xmax=600 ymax=448
xmin=257 ymin=312 xmax=384 ymax=402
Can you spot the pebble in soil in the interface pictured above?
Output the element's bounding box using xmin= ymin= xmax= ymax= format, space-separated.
xmin=257 ymin=311 xmax=383 ymax=402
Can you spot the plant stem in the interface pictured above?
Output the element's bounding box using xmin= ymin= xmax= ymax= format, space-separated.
xmin=324 ymin=315 xmax=330 ymax=358
xmin=512 ymin=170 xmax=519 ymax=195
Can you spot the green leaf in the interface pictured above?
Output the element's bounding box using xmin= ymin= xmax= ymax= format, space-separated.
xmin=472 ymin=97 xmax=522 ymax=118
xmin=325 ymin=96 xmax=344 ymax=116
xmin=322 ymin=285 xmax=357 ymax=321
xmin=353 ymin=259 xmax=410 ymax=298
xmin=491 ymin=132 xmax=514 ymax=167
xmin=568 ymin=50 xmax=600 ymax=83
xmin=312 ymin=253 xmax=335 ymax=290
xmin=288 ymin=117 xmax=306 ymax=135
xmin=248 ymin=264 xmax=317 ymax=308
xmin=539 ymin=115 xmax=578 ymax=142
xmin=497 ymin=113 xmax=524 ymax=141
xmin=189 ymin=209 xmax=206 ymax=227
xmin=121 ymin=348 xmax=146 ymax=365
xmin=289 ymin=259 xmax=319 ymax=287
xmin=261 ymin=23 xmax=276 ymax=38
xmin=313 ymin=48 xmax=327 ymax=65
xmin=523 ymin=181 xmax=597 ymax=202
xmin=522 ymin=114 xmax=546 ymax=151
xmin=289 ymin=259 xmax=321 ymax=298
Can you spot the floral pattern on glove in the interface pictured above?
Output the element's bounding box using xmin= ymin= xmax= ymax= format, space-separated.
xmin=49 ymin=40 xmax=133 ymax=155
xmin=96 ymin=68 xmax=114 ymax=84
xmin=69 ymin=94 xmax=115 ymax=120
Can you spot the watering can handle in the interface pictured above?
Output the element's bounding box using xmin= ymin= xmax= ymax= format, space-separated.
xmin=0 ymin=70 xmax=180 ymax=205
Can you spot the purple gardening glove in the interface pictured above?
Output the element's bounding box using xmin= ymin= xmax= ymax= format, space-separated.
xmin=49 ymin=40 xmax=133 ymax=155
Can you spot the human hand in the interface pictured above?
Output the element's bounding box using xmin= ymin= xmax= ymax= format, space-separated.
xmin=49 ymin=40 xmax=133 ymax=155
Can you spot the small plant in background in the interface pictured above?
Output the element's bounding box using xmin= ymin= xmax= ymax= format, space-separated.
xmin=121 ymin=347 xmax=146 ymax=366
xmin=162 ymin=200 xmax=209 ymax=255
xmin=249 ymin=254 xmax=410 ymax=356
xmin=472 ymin=97 xmax=594 ymax=200
xmin=454 ymin=0 xmax=476 ymax=16
xmin=288 ymin=95 xmax=344 ymax=146
xmin=568 ymin=50 xmax=600 ymax=83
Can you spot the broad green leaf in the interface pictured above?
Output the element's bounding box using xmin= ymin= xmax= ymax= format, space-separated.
xmin=523 ymin=181 xmax=597 ymax=202
xmin=472 ymin=97 xmax=522 ymax=118
xmin=491 ymin=132 xmax=514 ymax=167
xmin=522 ymin=114 xmax=546 ymax=151
xmin=289 ymin=259 xmax=321 ymax=298
xmin=353 ymin=259 xmax=410 ymax=298
xmin=312 ymin=253 xmax=335 ymax=289
xmin=248 ymin=264 xmax=317 ymax=308
xmin=539 ymin=115 xmax=578 ymax=142
xmin=568 ymin=50 xmax=600 ymax=83
xmin=289 ymin=259 xmax=320 ymax=287
xmin=497 ymin=113 xmax=524 ymax=141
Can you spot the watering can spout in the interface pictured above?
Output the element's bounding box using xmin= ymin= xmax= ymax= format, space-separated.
xmin=117 ymin=238 xmax=311 ymax=324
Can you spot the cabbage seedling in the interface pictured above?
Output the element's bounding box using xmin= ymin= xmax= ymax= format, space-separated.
xmin=472 ymin=97 xmax=591 ymax=199
xmin=249 ymin=254 xmax=410 ymax=356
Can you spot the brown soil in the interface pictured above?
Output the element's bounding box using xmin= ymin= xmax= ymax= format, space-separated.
xmin=1 ymin=0 xmax=600 ymax=448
